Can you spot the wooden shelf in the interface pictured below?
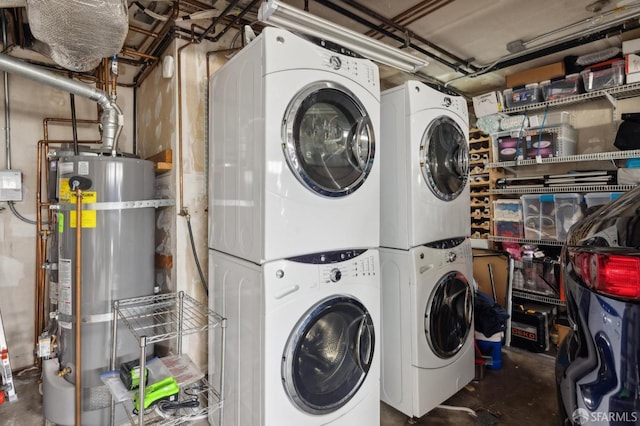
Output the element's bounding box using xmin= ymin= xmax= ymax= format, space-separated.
xmin=146 ymin=149 xmax=173 ymax=174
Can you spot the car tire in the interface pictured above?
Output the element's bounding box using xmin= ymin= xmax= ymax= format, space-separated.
xmin=556 ymin=391 xmax=571 ymax=426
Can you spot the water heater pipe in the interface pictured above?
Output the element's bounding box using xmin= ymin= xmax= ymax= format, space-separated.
xmin=74 ymin=188 xmax=83 ymax=426
xmin=0 ymin=54 xmax=123 ymax=154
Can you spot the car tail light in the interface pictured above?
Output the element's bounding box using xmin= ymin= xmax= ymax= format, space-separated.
xmin=569 ymin=248 xmax=640 ymax=300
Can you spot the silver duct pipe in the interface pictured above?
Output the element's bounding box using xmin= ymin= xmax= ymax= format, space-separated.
xmin=0 ymin=53 xmax=122 ymax=154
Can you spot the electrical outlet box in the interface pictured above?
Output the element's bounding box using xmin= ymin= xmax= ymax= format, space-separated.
xmin=0 ymin=170 xmax=22 ymax=201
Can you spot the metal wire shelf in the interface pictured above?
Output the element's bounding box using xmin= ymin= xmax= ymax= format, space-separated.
xmin=512 ymin=289 xmax=565 ymax=306
xmin=487 ymin=149 xmax=640 ymax=169
xmin=123 ymin=375 xmax=221 ymax=426
xmin=502 ymin=81 xmax=640 ymax=114
xmin=491 ymin=184 xmax=636 ymax=195
xmin=114 ymin=292 xmax=224 ymax=345
xmin=110 ymin=291 xmax=226 ymax=426
xmin=489 ymin=235 xmax=564 ymax=246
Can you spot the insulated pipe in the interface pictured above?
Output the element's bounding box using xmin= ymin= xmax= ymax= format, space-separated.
xmin=0 ymin=54 xmax=123 ymax=154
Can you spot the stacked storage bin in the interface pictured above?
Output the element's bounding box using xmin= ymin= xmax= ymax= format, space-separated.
xmin=521 ymin=193 xmax=583 ymax=241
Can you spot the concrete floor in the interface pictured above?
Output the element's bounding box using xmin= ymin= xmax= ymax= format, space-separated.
xmin=1 ymin=347 xmax=557 ymax=425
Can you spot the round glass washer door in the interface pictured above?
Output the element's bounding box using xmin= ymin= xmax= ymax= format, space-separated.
xmin=282 ymin=82 xmax=375 ymax=197
xmin=424 ymin=271 xmax=473 ymax=358
xmin=419 ymin=116 xmax=469 ymax=201
xmin=282 ymin=295 xmax=375 ymax=415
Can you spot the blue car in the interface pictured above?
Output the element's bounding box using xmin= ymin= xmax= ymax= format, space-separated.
xmin=556 ymin=187 xmax=640 ymax=425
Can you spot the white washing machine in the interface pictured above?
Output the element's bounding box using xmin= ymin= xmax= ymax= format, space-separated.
xmin=209 ymin=27 xmax=380 ymax=264
xmin=380 ymin=80 xmax=470 ymax=249
xmin=209 ymin=248 xmax=380 ymax=426
xmin=380 ymin=238 xmax=475 ymax=419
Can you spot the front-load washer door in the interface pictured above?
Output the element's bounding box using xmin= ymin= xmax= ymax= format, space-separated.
xmin=419 ymin=116 xmax=469 ymax=201
xmin=282 ymin=82 xmax=376 ymax=197
xmin=424 ymin=271 xmax=473 ymax=360
xmin=282 ymin=295 xmax=375 ymax=415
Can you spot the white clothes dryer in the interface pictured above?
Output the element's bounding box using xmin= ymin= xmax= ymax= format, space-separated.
xmin=209 ymin=27 xmax=380 ymax=264
xmin=380 ymin=80 xmax=470 ymax=249
xmin=380 ymin=238 xmax=474 ymax=419
xmin=209 ymin=248 xmax=380 ymax=426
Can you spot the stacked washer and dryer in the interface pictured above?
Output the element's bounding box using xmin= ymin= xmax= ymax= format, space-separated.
xmin=208 ymin=27 xmax=381 ymax=426
xmin=379 ymin=81 xmax=476 ymax=419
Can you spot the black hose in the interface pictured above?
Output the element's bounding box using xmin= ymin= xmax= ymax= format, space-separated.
xmin=70 ymin=91 xmax=79 ymax=156
xmin=185 ymin=213 xmax=208 ymax=297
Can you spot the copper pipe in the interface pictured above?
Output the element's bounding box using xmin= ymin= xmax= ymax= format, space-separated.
xmin=205 ymin=47 xmax=242 ymax=80
xmin=34 ymin=137 xmax=102 ymax=357
xmin=134 ymin=3 xmax=180 ymax=86
xmin=74 ymin=187 xmax=83 ymax=426
xmin=121 ymin=48 xmax=159 ymax=61
xmin=43 ymin=118 xmax=101 ymax=142
xmin=103 ymin=57 xmax=110 ymax=94
xmin=34 ymin=138 xmax=46 ymax=366
xmin=128 ymin=25 xmax=159 ymax=38
xmin=110 ymin=58 xmax=117 ymax=99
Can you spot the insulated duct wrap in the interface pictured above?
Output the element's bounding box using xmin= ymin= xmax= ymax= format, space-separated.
xmin=26 ymin=0 xmax=128 ymax=72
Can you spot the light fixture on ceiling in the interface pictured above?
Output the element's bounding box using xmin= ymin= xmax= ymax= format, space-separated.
xmin=586 ymin=0 xmax=611 ymax=13
xmin=257 ymin=0 xmax=429 ymax=74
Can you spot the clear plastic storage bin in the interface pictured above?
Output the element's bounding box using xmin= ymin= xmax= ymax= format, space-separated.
xmin=521 ymin=193 xmax=583 ymax=241
xmin=580 ymin=60 xmax=625 ymax=92
xmin=503 ymin=83 xmax=542 ymax=108
xmin=584 ymin=192 xmax=623 ymax=209
xmin=492 ymin=124 xmax=577 ymax=162
xmin=554 ymin=193 xmax=584 ymax=242
xmin=527 ymin=111 xmax=574 ymax=129
xmin=494 ymin=200 xmax=524 ymax=238
xmin=540 ymin=74 xmax=582 ymax=100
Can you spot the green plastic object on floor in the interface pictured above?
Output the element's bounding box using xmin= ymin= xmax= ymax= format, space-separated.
xmin=134 ymin=376 xmax=179 ymax=411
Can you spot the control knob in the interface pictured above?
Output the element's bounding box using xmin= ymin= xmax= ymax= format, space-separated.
xmin=329 ymin=268 xmax=342 ymax=282
xmin=447 ymin=252 xmax=457 ymax=263
xmin=329 ymin=56 xmax=342 ymax=70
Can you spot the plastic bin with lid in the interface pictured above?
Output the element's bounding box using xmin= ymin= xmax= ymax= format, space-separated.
xmin=521 ymin=193 xmax=582 ymax=241
xmin=584 ymin=192 xmax=623 ymax=209
xmin=540 ymin=74 xmax=583 ymax=100
xmin=521 ymin=194 xmax=557 ymax=240
xmin=527 ymin=111 xmax=574 ymax=129
xmin=503 ymin=83 xmax=541 ymax=108
xmin=524 ymin=124 xmax=577 ymax=160
xmin=580 ymin=59 xmax=625 ymax=92
xmin=554 ymin=193 xmax=583 ymax=241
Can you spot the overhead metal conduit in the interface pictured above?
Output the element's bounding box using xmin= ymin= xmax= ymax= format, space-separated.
xmin=0 ymin=54 xmax=123 ymax=154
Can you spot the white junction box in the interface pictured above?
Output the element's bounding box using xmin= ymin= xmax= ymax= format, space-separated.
xmin=0 ymin=170 xmax=22 ymax=201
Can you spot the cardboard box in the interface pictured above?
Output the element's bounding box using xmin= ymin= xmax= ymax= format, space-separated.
xmin=627 ymin=72 xmax=640 ymax=84
xmin=626 ymin=53 xmax=640 ymax=74
xmin=472 ymin=91 xmax=503 ymax=118
xmin=472 ymin=249 xmax=509 ymax=308
xmin=622 ymin=37 xmax=640 ymax=55
xmin=506 ymin=62 xmax=565 ymax=88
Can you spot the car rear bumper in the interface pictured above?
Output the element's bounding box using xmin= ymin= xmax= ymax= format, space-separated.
xmin=556 ymin=278 xmax=640 ymax=425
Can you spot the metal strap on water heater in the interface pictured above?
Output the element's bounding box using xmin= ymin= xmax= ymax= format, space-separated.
xmin=52 ymin=199 xmax=175 ymax=211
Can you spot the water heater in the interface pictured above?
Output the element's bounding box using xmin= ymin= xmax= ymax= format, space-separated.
xmin=43 ymin=152 xmax=156 ymax=425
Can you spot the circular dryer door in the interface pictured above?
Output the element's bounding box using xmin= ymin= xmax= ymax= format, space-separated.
xmin=282 ymin=82 xmax=375 ymax=197
xmin=424 ymin=271 xmax=473 ymax=358
xmin=282 ymin=295 xmax=375 ymax=415
xmin=419 ymin=116 xmax=469 ymax=201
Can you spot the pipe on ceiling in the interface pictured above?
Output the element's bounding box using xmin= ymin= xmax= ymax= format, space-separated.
xmin=0 ymin=54 xmax=123 ymax=154
xmin=334 ymin=0 xmax=477 ymax=72
xmin=313 ymin=0 xmax=471 ymax=75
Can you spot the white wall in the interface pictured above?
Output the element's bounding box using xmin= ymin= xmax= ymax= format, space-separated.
xmin=0 ymin=68 xmax=133 ymax=370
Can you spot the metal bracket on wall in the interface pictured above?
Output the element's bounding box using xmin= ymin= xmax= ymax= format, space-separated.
xmin=52 ymin=199 xmax=175 ymax=211
xmin=603 ymin=91 xmax=617 ymax=122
